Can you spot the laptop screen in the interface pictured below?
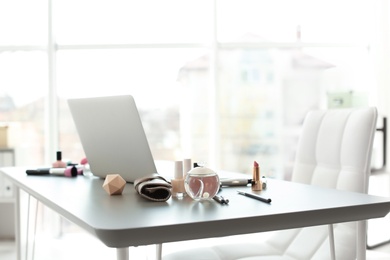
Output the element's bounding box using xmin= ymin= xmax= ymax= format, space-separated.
xmin=67 ymin=95 xmax=157 ymax=183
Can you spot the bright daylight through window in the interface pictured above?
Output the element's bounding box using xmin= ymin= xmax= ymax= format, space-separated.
xmin=0 ymin=0 xmax=381 ymax=179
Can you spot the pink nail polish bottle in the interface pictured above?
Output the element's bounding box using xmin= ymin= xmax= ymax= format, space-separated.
xmin=52 ymin=151 xmax=67 ymax=168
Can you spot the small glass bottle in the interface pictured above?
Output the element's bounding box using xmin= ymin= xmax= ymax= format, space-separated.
xmin=185 ymin=166 xmax=220 ymax=201
xmin=171 ymin=161 xmax=186 ymax=199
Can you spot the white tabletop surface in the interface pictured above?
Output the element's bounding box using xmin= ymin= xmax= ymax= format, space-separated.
xmin=2 ymin=166 xmax=390 ymax=249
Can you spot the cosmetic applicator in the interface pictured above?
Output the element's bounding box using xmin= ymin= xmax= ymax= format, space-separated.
xmin=26 ymin=166 xmax=78 ymax=177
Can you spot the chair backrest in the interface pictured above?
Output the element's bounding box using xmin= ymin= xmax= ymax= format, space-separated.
xmin=267 ymin=107 xmax=378 ymax=259
xmin=291 ymin=107 xmax=377 ymax=194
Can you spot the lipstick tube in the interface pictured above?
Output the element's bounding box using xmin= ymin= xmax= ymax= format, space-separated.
xmin=252 ymin=161 xmax=262 ymax=191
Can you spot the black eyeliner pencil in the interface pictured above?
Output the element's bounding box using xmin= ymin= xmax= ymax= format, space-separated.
xmin=237 ymin=191 xmax=271 ymax=204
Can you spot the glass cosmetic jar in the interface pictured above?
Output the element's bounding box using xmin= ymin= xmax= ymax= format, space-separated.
xmin=185 ymin=166 xmax=220 ymax=201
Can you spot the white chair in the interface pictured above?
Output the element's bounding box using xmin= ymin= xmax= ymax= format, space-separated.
xmin=162 ymin=107 xmax=378 ymax=260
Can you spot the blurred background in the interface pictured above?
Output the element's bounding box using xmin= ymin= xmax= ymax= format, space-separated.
xmin=1 ymin=0 xmax=390 ymax=258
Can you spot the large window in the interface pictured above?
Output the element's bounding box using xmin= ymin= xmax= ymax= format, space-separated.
xmin=0 ymin=0 xmax=383 ymax=178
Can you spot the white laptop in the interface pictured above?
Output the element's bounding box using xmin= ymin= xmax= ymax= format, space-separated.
xmin=67 ymin=95 xmax=158 ymax=183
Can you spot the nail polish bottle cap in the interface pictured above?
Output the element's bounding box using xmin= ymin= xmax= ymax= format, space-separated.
xmin=56 ymin=151 xmax=62 ymax=160
xmin=174 ymin=161 xmax=183 ymax=179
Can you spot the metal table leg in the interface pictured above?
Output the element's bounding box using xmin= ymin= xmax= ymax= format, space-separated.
xmin=14 ymin=187 xmax=21 ymax=260
xmin=357 ymin=220 xmax=367 ymax=260
xmin=117 ymin=247 xmax=129 ymax=260
xmin=156 ymin=244 xmax=162 ymax=260
xmin=328 ymin=224 xmax=336 ymax=260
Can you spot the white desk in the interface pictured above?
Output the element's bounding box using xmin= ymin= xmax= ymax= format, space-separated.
xmin=2 ymin=167 xmax=390 ymax=260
